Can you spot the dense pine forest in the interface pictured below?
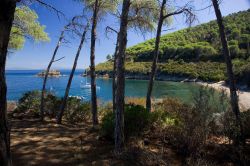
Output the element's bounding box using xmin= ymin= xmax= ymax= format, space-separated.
xmin=127 ymin=9 xmax=250 ymax=62
xmin=96 ymin=10 xmax=250 ymax=85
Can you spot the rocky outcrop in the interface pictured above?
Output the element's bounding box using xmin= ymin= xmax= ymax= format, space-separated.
xmin=37 ymin=70 xmax=61 ymax=77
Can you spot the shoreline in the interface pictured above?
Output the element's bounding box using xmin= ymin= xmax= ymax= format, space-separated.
xmin=111 ymin=75 xmax=250 ymax=110
xmin=124 ymin=75 xmax=250 ymax=110
xmin=7 ymin=75 xmax=250 ymax=110
xmin=197 ymin=81 xmax=250 ymax=110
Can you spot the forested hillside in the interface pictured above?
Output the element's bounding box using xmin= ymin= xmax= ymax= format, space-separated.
xmin=96 ymin=10 xmax=250 ymax=85
xmin=126 ymin=9 xmax=250 ymax=62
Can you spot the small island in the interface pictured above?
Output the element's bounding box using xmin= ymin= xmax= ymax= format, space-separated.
xmin=37 ymin=70 xmax=61 ymax=77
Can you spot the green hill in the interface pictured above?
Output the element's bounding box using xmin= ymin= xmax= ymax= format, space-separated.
xmin=126 ymin=9 xmax=250 ymax=62
xmin=96 ymin=9 xmax=250 ymax=85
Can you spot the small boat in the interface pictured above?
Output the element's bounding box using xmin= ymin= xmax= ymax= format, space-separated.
xmin=50 ymin=86 xmax=54 ymax=92
xmin=69 ymin=95 xmax=86 ymax=100
xmin=80 ymin=81 xmax=91 ymax=89
xmin=49 ymin=86 xmax=55 ymax=93
xmin=80 ymin=80 xmax=100 ymax=89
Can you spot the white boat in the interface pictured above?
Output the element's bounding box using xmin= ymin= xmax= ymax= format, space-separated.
xmin=49 ymin=86 xmax=55 ymax=93
xmin=69 ymin=95 xmax=86 ymax=100
xmin=80 ymin=82 xmax=91 ymax=89
xmin=80 ymin=80 xmax=100 ymax=89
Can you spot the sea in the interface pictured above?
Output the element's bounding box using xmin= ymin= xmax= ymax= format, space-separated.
xmin=6 ymin=70 xmax=203 ymax=103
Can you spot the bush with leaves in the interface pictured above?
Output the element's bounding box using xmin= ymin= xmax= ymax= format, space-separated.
xmin=64 ymin=97 xmax=91 ymax=124
xmin=14 ymin=90 xmax=41 ymax=117
xmin=44 ymin=93 xmax=61 ymax=118
xmin=13 ymin=90 xmax=62 ymax=118
xmin=153 ymin=87 xmax=228 ymax=157
xmin=100 ymin=104 xmax=151 ymax=141
xmin=222 ymin=109 xmax=250 ymax=142
xmin=13 ymin=91 xmax=91 ymax=123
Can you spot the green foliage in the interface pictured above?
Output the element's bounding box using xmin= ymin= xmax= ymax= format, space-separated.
xmin=13 ymin=91 xmax=91 ymax=123
xmin=9 ymin=6 xmax=49 ymax=50
xmin=14 ymin=90 xmax=41 ymax=117
xmin=81 ymin=0 xmax=119 ymax=15
xmin=126 ymin=9 xmax=250 ymax=61
xmin=65 ymin=97 xmax=91 ymax=124
xmin=128 ymin=0 xmax=171 ymax=33
xmin=234 ymin=62 xmax=250 ymax=87
xmin=152 ymin=88 xmax=228 ymax=156
xmin=100 ymin=110 xmax=114 ymax=140
xmin=151 ymin=98 xmax=184 ymax=128
xmin=96 ymin=57 xmax=250 ymax=83
xmin=106 ymin=54 xmax=112 ymax=61
xmin=222 ymin=109 xmax=250 ymax=141
xmin=14 ymin=91 xmax=62 ymax=118
xmin=100 ymin=104 xmax=151 ymax=141
xmin=95 ymin=10 xmax=250 ymax=83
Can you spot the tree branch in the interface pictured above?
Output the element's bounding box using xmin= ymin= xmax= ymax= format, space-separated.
xmin=33 ymin=0 xmax=65 ymax=19
xmin=52 ymin=56 xmax=65 ymax=63
xmin=106 ymin=26 xmax=118 ymax=34
xmin=162 ymin=27 xmax=176 ymax=32
xmin=163 ymin=4 xmax=196 ymax=26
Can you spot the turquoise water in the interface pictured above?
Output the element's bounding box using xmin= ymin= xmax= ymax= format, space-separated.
xmin=6 ymin=70 xmax=201 ymax=102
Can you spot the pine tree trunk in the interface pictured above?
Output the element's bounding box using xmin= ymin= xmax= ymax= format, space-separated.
xmin=90 ymin=0 xmax=99 ymax=126
xmin=57 ymin=24 xmax=89 ymax=124
xmin=146 ymin=0 xmax=166 ymax=112
xmin=112 ymin=33 xmax=119 ymax=113
xmin=114 ymin=0 xmax=130 ymax=155
xmin=0 ymin=1 xmax=16 ymax=165
xmin=247 ymin=42 xmax=249 ymax=58
xmin=212 ymin=0 xmax=245 ymax=144
xmin=40 ymin=30 xmax=64 ymax=121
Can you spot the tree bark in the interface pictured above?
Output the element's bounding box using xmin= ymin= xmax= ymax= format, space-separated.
xmin=114 ymin=0 xmax=130 ymax=155
xmin=40 ymin=30 xmax=64 ymax=121
xmin=57 ymin=24 xmax=89 ymax=124
xmin=0 ymin=0 xmax=16 ymax=165
xmin=212 ymin=0 xmax=245 ymax=144
xmin=146 ymin=0 xmax=166 ymax=112
xmin=112 ymin=33 xmax=119 ymax=113
xmin=247 ymin=42 xmax=249 ymax=58
xmin=90 ymin=0 xmax=99 ymax=126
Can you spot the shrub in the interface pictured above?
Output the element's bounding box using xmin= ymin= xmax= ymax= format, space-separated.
xmin=13 ymin=91 xmax=91 ymax=123
xmin=13 ymin=90 xmax=63 ymax=118
xmin=14 ymin=90 xmax=41 ymax=117
xmin=222 ymin=109 xmax=250 ymax=141
xmin=44 ymin=93 xmax=61 ymax=118
xmin=100 ymin=110 xmax=115 ymax=140
xmin=100 ymin=104 xmax=151 ymax=141
xmin=235 ymin=63 xmax=250 ymax=87
xmin=151 ymin=98 xmax=184 ymax=127
xmin=156 ymin=88 xmax=227 ymax=156
xmin=64 ymin=97 xmax=91 ymax=124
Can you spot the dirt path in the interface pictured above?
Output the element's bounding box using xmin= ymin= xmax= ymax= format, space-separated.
xmin=11 ymin=118 xmax=114 ymax=166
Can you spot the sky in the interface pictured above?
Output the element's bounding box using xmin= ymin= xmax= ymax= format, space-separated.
xmin=6 ymin=0 xmax=250 ymax=70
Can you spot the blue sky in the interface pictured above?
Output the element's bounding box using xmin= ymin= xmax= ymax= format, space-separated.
xmin=6 ymin=0 xmax=250 ymax=70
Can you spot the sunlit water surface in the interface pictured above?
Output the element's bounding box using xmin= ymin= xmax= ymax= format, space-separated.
xmin=6 ymin=70 xmax=205 ymax=103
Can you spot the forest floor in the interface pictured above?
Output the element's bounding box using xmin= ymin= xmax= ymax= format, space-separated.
xmin=11 ymin=118 xmax=114 ymax=166
xmin=10 ymin=117 xmax=181 ymax=166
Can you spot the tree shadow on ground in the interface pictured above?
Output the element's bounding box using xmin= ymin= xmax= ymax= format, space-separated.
xmin=11 ymin=118 xmax=116 ymax=166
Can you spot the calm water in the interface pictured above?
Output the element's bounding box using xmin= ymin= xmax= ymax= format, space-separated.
xmin=6 ymin=70 xmax=202 ymax=102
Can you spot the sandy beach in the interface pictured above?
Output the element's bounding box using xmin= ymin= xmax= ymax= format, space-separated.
xmin=198 ymin=81 xmax=250 ymax=110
